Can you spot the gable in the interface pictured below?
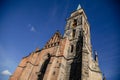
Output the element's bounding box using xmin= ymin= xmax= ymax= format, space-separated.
xmin=44 ymin=31 xmax=62 ymax=49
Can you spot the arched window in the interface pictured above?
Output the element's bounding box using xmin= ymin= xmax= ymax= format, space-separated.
xmin=71 ymin=45 xmax=74 ymax=53
xmin=38 ymin=54 xmax=51 ymax=80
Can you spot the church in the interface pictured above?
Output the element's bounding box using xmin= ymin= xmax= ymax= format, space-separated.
xmin=9 ymin=4 xmax=104 ymax=80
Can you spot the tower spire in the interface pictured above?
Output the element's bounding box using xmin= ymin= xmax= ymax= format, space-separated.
xmin=94 ymin=50 xmax=98 ymax=62
xmin=103 ymin=74 xmax=106 ymax=80
xmin=77 ymin=4 xmax=81 ymax=10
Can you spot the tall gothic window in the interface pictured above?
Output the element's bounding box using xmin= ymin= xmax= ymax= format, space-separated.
xmin=71 ymin=45 xmax=74 ymax=53
xmin=72 ymin=29 xmax=76 ymax=38
xmin=38 ymin=54 xmax=51 ymax=80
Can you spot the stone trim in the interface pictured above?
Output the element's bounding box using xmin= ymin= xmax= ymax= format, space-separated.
xmin=88 ymin=66 xmax=102 ymax=73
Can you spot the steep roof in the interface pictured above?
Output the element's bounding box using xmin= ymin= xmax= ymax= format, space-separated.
xmin=44 ymin=31 xmax=62 ymax=49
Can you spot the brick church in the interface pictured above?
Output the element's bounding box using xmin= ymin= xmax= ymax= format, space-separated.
xmin=10 ymin=4 xmax=105 ymax=80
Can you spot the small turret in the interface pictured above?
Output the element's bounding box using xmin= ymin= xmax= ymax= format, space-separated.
xmin=35 ymin=47 xmax=40 ymax=51
xmin=35 ymin=47 xmax=41 ymax=53
xmin=103 ymin=74 xmax=106 ymax=80
xmin=94 ymin=50 xmax=98 ymax=63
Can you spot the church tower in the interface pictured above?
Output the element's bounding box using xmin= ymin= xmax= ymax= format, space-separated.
xmin=10 ymin=4 xmax=103 ymax=80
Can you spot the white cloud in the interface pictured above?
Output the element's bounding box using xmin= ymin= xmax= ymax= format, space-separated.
xmin=1 ymin=70 xmax=12 ymax=76
xmin=30 ymin=26 xmax=36 ymax=32
xmin=28 ymin=24 xmax=36 ymax=32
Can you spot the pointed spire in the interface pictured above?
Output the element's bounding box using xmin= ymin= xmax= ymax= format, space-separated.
xmin=94 ymin=50 xmax=98 ymax=56
xmin=35 ymin=47 xmax=40 ymax=51
xmin=94 ymin=50 xmax=98 ymax=62
xmin=103 ymin=74 xmax=106 ymax=80
xmin=77 ymin=4 xmax=81 ymax=10
xmin=56 ymin=30 xmax=60 ymax=33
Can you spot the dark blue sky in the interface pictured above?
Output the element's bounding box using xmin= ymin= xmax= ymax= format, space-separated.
xmin=0 ymin=0 xmax=120 ymax=80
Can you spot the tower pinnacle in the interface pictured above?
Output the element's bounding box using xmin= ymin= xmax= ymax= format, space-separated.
xmin=77 ymin=4 xmax=81 ymax=10
xmin=94 ymin=50 xmax=99 ymax=63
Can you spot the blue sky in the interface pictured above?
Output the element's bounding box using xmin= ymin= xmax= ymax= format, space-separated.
xmin=0 ymin=0 xmax=120 ymax=80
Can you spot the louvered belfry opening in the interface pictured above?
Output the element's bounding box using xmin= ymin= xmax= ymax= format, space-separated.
xmin=73 ymin=19 xmax=77 ymax=27
xmin=72 ymin=29 xmax=76 ymax=38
